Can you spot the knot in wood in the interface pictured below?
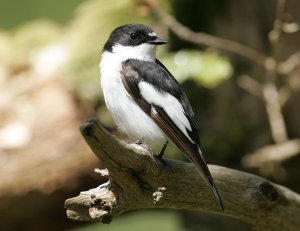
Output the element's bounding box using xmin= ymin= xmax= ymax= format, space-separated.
xmin=259 ymin=181 xmax=280 ymax=202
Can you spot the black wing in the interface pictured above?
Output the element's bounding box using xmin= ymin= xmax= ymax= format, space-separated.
xmin=120 ymin=59 xmax=223 ymax=210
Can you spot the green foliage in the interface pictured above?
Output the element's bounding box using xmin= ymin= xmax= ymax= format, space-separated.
xmin=160 ymin=49 xmax=233 ymax=88
xmin=0 ymin=0 xmax=85 ymax=29
xmin=0 ymin=20 xmax=62 ymax=72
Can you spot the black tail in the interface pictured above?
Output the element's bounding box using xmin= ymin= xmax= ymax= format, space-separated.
xmin=209 ymin=177 xmax=224 ymax=211
xmin=195 ymin=146 xmax=224 ymax=211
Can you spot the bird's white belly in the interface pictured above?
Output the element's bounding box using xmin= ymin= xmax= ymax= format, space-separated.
xmin=100 ymin=61 xmax=165 ymax=144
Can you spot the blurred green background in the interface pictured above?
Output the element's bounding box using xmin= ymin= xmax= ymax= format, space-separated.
xmin=0 ymin=0 xmax=85 ymax=28
xmin=0 ymin=0 xmax=299 ymax=230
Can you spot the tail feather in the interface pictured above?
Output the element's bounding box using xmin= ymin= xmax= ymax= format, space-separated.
xmin=194 ymin=146 xmax=224 ymax=211
xmin=204 ymin=169 xmax=224 ymax=211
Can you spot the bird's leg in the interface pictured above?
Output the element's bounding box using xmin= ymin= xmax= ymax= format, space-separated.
xmin=157 ymin=140 xmax=169 ymax=159
xmin=154 ymin=141 xmax=169 ymax=166
xmin=134 ymin=139 xmax=169 ymax=165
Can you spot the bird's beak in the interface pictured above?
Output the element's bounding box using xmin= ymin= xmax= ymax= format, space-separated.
xmin=147 ymin=38 xmax=168 ymax=45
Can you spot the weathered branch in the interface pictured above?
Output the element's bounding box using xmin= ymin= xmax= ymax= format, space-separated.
xmin=262 ymin=83 xmax=288 ymax=143
xmin=278 ymin=49 xmax=300 ymax=74
xmin=65 ymin=118 xmax=300 ymax=231
xmin=242 ymin=139 xmax=300 ymax=169
xmin=237 ymin=75 xmax=263 ymax=99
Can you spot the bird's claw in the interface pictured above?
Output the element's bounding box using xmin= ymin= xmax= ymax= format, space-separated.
xmin=134 ymin=138 xmax=153 ymax=154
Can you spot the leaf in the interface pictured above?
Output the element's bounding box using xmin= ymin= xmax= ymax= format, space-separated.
xmin=159 ymin=49 xmax=233 ymax=88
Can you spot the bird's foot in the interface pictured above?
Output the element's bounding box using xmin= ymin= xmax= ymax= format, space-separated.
xmin=134 ymin=138 xmax=145 ymax=146
xmin=134 ymin=138 xmax=153 ymax=154
xmin=134 ymin=139 xmax=169 ymax=166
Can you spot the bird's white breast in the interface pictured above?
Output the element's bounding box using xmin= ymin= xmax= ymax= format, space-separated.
xmin=100 ymin=50 xmax=166 ymax=144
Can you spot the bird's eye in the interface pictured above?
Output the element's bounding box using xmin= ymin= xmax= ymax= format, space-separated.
xmin=130 ymin=33 xmax=138 ymax=40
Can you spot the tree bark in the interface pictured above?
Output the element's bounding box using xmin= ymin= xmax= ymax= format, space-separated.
xmin=64 ymin=118 xmax=300 ymax=231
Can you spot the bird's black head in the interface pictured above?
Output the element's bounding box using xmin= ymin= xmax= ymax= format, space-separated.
xmin=103 ymin=24 xmax=167 ymax=52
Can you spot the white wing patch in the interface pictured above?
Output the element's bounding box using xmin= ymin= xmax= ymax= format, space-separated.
xmin=138 ymin=81 xmax=194 ymax=143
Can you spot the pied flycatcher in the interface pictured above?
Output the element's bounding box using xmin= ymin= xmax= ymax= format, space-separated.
xmin=100 ymin=24 xmax=223 ymax=210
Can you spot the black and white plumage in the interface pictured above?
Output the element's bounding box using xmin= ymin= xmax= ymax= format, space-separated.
xmin=100 ymin=24 xmax=223 ymax=210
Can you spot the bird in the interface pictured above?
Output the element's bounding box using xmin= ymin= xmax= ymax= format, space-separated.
xmin=99 ymin=24 xmax=224 ymax=211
